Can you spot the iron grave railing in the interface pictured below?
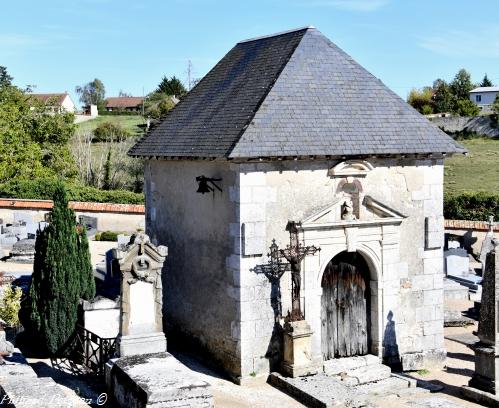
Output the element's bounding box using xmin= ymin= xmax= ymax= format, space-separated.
xmin=52 ymin=325 xmax=117 ymax=377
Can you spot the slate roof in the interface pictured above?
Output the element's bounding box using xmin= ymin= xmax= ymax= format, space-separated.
xmin=130 ymin=27 xmax=465 ymax=159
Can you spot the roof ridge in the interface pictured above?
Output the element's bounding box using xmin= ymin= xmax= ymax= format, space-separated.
xmin=237 ymin=26 xmax=314 ymax=44
xmin=225 ymin=28 xmax=309 ymax=157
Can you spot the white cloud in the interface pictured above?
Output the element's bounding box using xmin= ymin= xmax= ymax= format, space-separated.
xmin=296 ymin=0 xmax=390 ymax=11
xmin=418 ymin=27 xmax=499 ymax=58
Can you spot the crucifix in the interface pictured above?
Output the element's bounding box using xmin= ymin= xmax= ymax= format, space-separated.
xmin=280 ymin=221 xmax=320 ymax=322
xmin=251 ymin=240 xmax=290 ymax=321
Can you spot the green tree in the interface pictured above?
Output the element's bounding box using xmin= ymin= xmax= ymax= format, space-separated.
xmin=77 ymin=227 xmax=95 ymax=301
xmin=492 ymin=95 xmax=499 ymax=115
xmin=103 ymin=149 xmax=112 ymax=190
xmin=75 ymin=78 xmax=106 ymax=108
xmin=156 ymin=75 xmax=187 ymax=97
xmin=24 ymin=183 xmax=95 ymax=354
xmin=0 ymin=84 xmax=77 ymax=183
xmin=432 ymin=79 xmax=455 ymax=113
xmin=480 ymin=74 xmax=494 ymax=87
xmin=450 ymin=69 xmax=474 ymax=101
xmin=144 ymin=92 xmax=176 ymax=119
xmin=0 ymin=66 xmax=13 ymax=89
xmin=407 ymin=87 xmax=434 ymax=114
xmin=454 ymin=99 xmax=480 ymax=116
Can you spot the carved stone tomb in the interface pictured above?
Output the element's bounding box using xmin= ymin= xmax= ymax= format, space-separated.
xmin=114 ymin=233 xmax=168 ymax=357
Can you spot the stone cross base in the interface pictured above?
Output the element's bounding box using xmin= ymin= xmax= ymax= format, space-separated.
xmin=117 ymin=332 xmax=166 ymax=357
xmin=282 ymin=320 xmax=318 ymax=377
xmin=468 ymin=345 xmax=498 ymax=395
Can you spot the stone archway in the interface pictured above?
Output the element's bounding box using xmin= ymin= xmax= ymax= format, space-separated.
xmin=321 ymin=251 xmax=371 ymax=360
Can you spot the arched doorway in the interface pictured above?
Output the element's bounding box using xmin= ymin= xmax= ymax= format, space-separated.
xmin=321 ymin=251 xmax=371 ymax=360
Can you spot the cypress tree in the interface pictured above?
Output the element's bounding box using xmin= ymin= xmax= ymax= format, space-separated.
xmin=26 ymin=183 xmax=95 ymax=354
xmin=77 ymin=227 xmax=95 ymax=300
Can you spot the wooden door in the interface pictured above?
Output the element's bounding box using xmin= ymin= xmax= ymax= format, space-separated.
xmin=321 ymin=255 xmax=369 ymax=359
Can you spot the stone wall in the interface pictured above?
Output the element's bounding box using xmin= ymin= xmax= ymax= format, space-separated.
xmin=232 ymin=158 xmax=445 ymax=377
xmin=429 ymin=116 xmax=499 ymax=138
xmin=0 ymin=199 xmax=144 ymax=232
xmin=145 ymin=160 xmax=242 ymax=378
xmin=147 ymin=157 xmax=446 ymax=381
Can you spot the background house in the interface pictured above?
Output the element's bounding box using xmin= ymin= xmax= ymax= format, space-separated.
xmin=469 ymin=86 xmax=499 ymax=112
xmin=105 ymin=96 xmax=144 ymax=112
xmin=29 ymin=93 xmax=76 ymax=113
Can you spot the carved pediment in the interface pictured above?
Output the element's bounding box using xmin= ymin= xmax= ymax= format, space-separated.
xmin=301 ymin=195 xmax=406 ymax=229
xmin=328 ymin=160 xmax=374 ymax=178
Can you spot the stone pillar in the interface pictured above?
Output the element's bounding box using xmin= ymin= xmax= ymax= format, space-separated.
xmin=469 ymin=239 xmax=499 ymax=394
xmin=282 ymin=320 xmax=317 ymax=377
xmin=114 ymin=233 xmax=168 ymax=357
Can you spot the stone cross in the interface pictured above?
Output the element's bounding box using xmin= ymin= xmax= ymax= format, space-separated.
xmin=279 ymin=221 xmax=320 ymax=322
xmin=113 ymin=233 xmax=168 ymax=357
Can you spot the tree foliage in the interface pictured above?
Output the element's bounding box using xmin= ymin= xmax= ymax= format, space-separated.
xmin=407 ymin=68 xmax=480 ymax=116
xmin=492 ymin=95 xmax=499 ymax=115
xmin=407 ymin=87 xmax=434 ymax=114
xmin=156 ymin=75 xmax=187 ymax=97
xmin=0 ymin=283 xmax=22 ymax=327
xmin=75 ymin=78 xmax=106 ymax=108
xmin=480 ymin=74 xmax=494 ymax=87
xmin=143 ymin=92 xmax=176 ymax=119
xmin=23 ymin=183 xmax=95 ymax=354
xmin=450 ymin=69 xmax=475 ymax=101
xmin=0 ymin=80 xmax=77 ymax=183
xmin=0 ymin=66 xmax=13 ymax=89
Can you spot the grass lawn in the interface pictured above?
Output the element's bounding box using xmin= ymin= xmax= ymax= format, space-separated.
xmin=76 ymin=115 xmax=146 ymax=136
xmin=445 ymin=138 xmax=499 ymax=195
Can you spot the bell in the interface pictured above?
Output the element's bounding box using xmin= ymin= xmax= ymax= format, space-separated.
xmin=196 ymin=178 xmax=212 ymax=194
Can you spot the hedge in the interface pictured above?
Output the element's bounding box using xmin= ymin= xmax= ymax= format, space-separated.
xmin=444 ymin=192 xmax=499 ymax=221
xmin=0 ymin=179 xmax=144 ymax=204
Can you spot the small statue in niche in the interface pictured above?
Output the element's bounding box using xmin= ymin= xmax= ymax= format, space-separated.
xmin=341 ymin=201 xmax=357 ymax=221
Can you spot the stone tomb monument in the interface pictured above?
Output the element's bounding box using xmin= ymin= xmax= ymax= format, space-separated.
xmin=114 ymin=233 xmax=167 ymax=356
xmin=107 ymin=234 xmax=213 ymax=407
xmin=463 ymin=238 xmax=499 ymax=405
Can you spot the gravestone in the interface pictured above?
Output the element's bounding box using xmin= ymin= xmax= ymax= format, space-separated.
xmin=114 ymin=233 xmax=167 ymax=356
xmin=13 ymin=212 xmax=34 ymax=225
xmin=464 ymin=238 xmax=499 ymax=399
xmin=445 ymin=247 xmax=470 ymax=277
xmin=9 ymin=238 xmax=36 ymax=263
xmin=78 ymin=215 xmax=97 ymax=236
xmin=107 ymin=234 xmax=214 ymax=407
xmin=480 ymin=216 xmax=496 ymax=273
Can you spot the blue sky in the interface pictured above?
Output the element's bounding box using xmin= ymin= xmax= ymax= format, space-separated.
xmin=2 ymin=0 xmax=498 ymax=107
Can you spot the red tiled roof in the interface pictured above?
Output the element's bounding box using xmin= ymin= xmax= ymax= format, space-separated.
xmin=105 ymin=97 xmax=144 ymax=109
xmin=29 ymin=93 xmax=69 ymax=105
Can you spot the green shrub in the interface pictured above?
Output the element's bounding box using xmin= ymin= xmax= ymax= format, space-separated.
xmin=444 ymin=192 xmax=499 ymax=221
xmin=0 ymin=284 xmax=22 ymax=327
xmin=93 ymin=121 xmax=130 ymax=142
xmin=0 ymin=179 xmax=144 ymax=204
xmin=95 ymin=231 xmax=119 ymax=241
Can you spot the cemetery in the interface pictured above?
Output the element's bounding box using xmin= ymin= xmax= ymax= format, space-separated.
xmin=0 ymin=26 xmax=498 ymax=408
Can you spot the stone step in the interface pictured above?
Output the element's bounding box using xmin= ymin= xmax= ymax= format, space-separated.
xmin=338 ymin=364 xmax=392 ymax=386
xmin=355 ymin=375 xmax=415 ymax=397
xmin=323 ymin=354 xmax=380 ymax=376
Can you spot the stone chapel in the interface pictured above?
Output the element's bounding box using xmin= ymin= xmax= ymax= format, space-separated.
xmin=130 ymin=27 xmax=466 ymax=383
